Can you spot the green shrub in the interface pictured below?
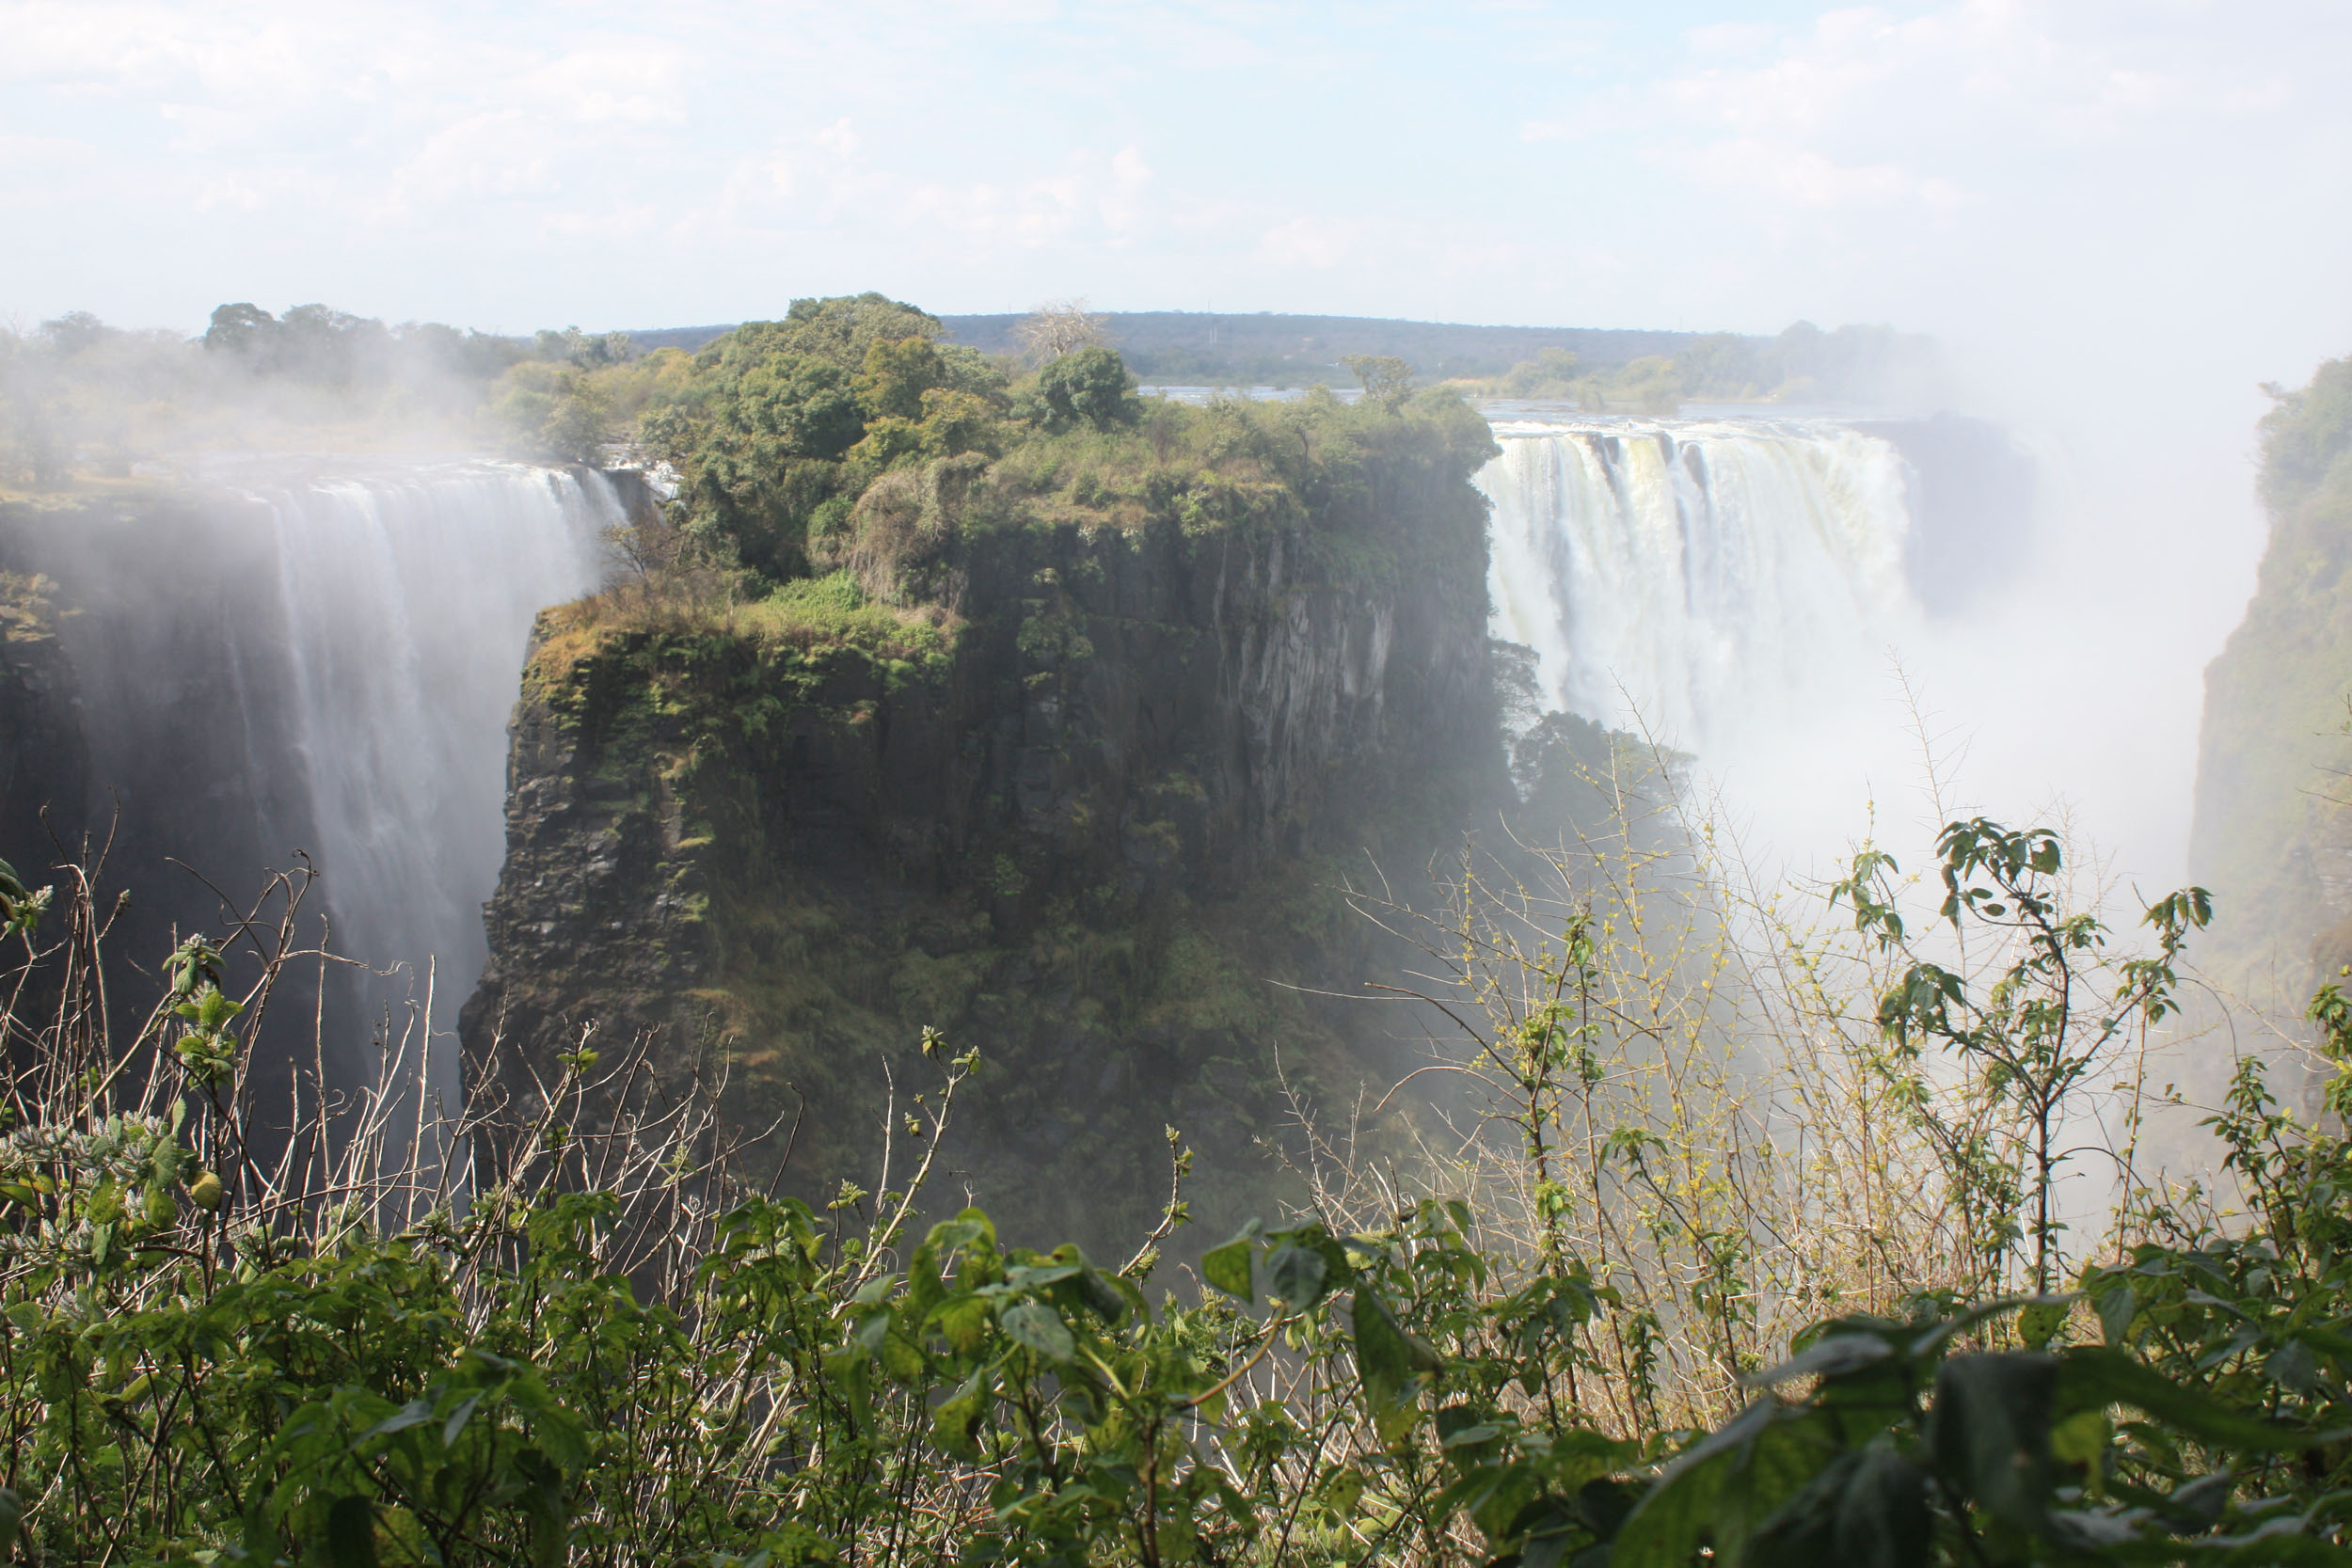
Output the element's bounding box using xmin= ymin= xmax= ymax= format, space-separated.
xmin=10 ymin=816 xmax=2352 ymax=1564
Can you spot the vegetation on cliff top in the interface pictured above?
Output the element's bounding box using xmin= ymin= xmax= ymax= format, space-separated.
xmin=531 ymin=292 xmax=1496 ymax=667
xmin=637 ymin=293 xmax=1495 ymax=586
xmin=0 ymin=303 xmax=635 ymax=486
xmin=0 ymin=294 xmax=1939 ymax=492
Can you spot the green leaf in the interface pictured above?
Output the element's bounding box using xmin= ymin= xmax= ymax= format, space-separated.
xmin=515 ymin=1449 xmax=570 ymax=1568
xmin=2040 ymin=1509 xmax=2141 ymax=1552
xmin=1830 ymin=1447 xmax=1931 ymax=1568
xmin=1711 ymin=1411 xmax=1839 ymax=1567
xmin=1747 ymin=1333 xmax=1892 ymax=1388
xmin=1749 ymin=1446 xmax=1929 ymax=1568
xmin=1000 ymin=1300 xmax=1075 ymax=1363
xmin=2018 ymin=1298 xmax=2071 ymax=1352
xmin=934 ymin=1380 xmax=990 ymax=1461
xmin=1003 ymin=1262 xmax=1081 ymax=1291
xmin=2269 ymin=1338 xmax=2322 ymax=1398
xmin=2097 ymin=1284 xmax=2138 ymax=1345
xmin=2058 ymin=1345 xmax=2345 ymax=1451
xmin=821 ymin=1343 xmax=873 ymax=1433
xmin=2050 ymin=1408 xmax=2111 ymax=1469
xmin=1201 ymin=1238 xmax=1254 ymax=1303
xmin=326 ymin=1496 xmax=378 ymax=1568
xmin=1930 ymin=1352 xmax=2056 ymax=1530
xmin=1265 ymin=1242 xmax=1328 ymax=1308
xmin=441 ymin=1391 xmax=484 ymax=1448
xmin=1070 ymin=1265 xmax=1131 ymax=1324
xmin=1612 ymin=1402 xmax=1770 ymax=1568
xmin=0 ymin=1487 xmax=20 ymax=1560
xmin=931 ymin=1292 xmax=992 ymax=1354
xmin=1352 ymin=1288 xmax=1411 ymax=1402
xmin=1351 ymin=1289 xmax=1433 ymax=1446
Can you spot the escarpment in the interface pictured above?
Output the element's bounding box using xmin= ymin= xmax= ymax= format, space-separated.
xmin=464 ymin=436 xmax=1503 ymax=1247
xmin=2189 ymin=355 xmax=2352 ymax=991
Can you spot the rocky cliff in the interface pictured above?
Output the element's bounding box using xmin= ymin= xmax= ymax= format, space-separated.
xmin=464 ymin=419 xmax=1503 ymax=1246
xmin=2190 ymin=356 xmax=2352 ymax=993
xmin=0 ymin=565 xmax=87 ymax=868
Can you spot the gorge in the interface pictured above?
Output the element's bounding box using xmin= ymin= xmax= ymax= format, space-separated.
xmin=0 ymin=462 xmax=624 ymax=1106
xmin=0 ymin=346 xmax=2035 ymax=1243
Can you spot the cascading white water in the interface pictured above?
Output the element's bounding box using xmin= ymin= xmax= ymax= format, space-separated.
xmin=1478 ymin=417 xmax=1920 ymax=758
xmin=243 ymin=462 xmax=616 ymax=1094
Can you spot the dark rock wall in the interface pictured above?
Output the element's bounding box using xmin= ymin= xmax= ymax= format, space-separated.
xmin=0 ymin=492 xmax=332 ymax=1113
xmin=1851 ymin=413 xmax=2036 ymax=617
xmin=466 ymin=489 xmax=1501 ymax=1248
xmin=0 ymin=569 xmax=88 ymax=870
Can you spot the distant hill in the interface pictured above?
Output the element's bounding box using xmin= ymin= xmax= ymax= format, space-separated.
xmin=616 ymin=312 xmax=1724 ymax=386
xmin=939 ymin=312 xmax=1712 ymax=386
xmin=624 ymin=325 xmax=739 ymax=352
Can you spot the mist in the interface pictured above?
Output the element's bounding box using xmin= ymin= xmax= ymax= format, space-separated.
xmin=19 ymin=8 xmax=2352 ymax=1548
xmin=3 ymin=0 xmax=2345 ymax=1348
xmin=12 ymin=3 xmax=2348 ymax=897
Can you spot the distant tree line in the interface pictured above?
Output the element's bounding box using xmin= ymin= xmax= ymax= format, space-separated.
xmin=1480 ymin=320 xmax=1947 ymax=413
xmin=0 ymin=302 xmax=656 ymax=486
xmin=925 ymin=310 xmax=1947 ymax=407
xmin=0 ymin=294 xmax=1947 ymax=496
xmin=198 ymin=303 xmax=641 ymax=388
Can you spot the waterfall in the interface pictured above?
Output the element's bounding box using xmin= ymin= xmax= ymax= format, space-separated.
xmin=240 ymin=463 xmax=616 ymax=1087
xmin=1478 ymin=417 xmax=1921 ymax=758
xmin=2 ymin=458 xmax=616 ymax=1129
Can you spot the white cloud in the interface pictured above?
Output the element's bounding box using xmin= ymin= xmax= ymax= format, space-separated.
xmin=377 ymin=110 xmax=557 ymax=221
xmin=1100 ymin=143 xmax=1153 ymax=240
xmin=195 ymin=171 xmax=287 ymax=212
xmin=1668 ymin=136 xmax=1970 ymax=214
xmin=1257 ymin=215 xmax=1351 ymax=270
xmin=1685 ymin=21 xmax=1775 ymax=55
xmin=528 ymin=50 xmax=688 ymax=126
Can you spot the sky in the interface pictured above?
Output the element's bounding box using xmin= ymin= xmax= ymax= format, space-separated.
xmin=6 ymin=0 xmax=2344 ymax=349
xmin=8 ymin=0 xmax=2352 ymax=882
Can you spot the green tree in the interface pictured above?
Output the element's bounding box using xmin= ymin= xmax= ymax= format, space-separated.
xmin=856 ymin=335 xmax=947 ymax=421
xmin=1033 ymin=344 xmax=1139 ymax=432
xmin=1674 ymin=331 xmax=1761 ymax=398
xmin=1834 ymin=820 xmax=2209 ymax=1295
xmin=1496 ymin=347 xmax=1581 ymax=399
xmin=1342 ymin=353 xmax=1415 ymax=409
xmin=2256 ymin=355 xmax=2352 ymax=511
xmin=203 ymin=302 xmax=278 ymax=362
xmin=39 ymin=310 xmax=114 ymax=358
xmin=769 ymin=291 xmax=947 ymax=370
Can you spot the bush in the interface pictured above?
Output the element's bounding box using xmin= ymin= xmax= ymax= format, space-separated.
xmin=9 ymin=779 xmax=2352 ymax=1565
xmin=1029 ymin=344 xmax=1140 ymax=433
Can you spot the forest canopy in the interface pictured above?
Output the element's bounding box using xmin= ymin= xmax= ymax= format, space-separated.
xmin=0 ymin=297 xmax=1946 ymax=492
xmin=604 ymin=292 xmax=1496 ymax=605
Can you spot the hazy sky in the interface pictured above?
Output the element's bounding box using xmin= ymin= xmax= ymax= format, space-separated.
xmin=9 ymin=0 xmax=2352 ymax=880
xmin=5 ymin=1 xmax=2344 ymax=355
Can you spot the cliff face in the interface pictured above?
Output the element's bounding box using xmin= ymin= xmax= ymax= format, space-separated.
xmin=2189 ymin=358 xmax=2352 ymax=991
xmin=0 ymin=568 xmax=87 ymax=866
xmin=2189 ymin=490 xmax=2352 ymax=990
xmin=465 ymin=442 xmax=1501 ymax=1246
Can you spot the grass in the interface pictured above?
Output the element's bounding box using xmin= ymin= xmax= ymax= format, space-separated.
xmin=530 ymin=568 xmax=960 ymax=674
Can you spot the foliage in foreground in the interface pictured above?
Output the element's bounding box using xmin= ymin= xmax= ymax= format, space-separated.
xmin=8 ymin=813 xmax=2352 ymax=1567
